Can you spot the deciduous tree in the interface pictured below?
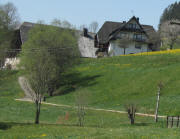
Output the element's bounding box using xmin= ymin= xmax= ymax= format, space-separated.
xmin=20 ymin=23 xmax=80 ymax=124
xmin=89 ymin=21 xmax=98 ymax=33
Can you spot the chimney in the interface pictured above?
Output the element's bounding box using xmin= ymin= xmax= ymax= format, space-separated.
xmin=137 ymin=17 xmax=139 ymax=22
xmin=83 ymin=28 xmax=88 ymax=37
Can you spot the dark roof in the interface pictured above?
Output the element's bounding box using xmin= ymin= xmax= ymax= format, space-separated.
xmin=142 ymin=25 xmax=156 ymax=37
xmin=19 ymin=22 xmax=96 ymax=44
xmin=19 ymin=22 xmax=35 ymax=44
xmin=97 ymin=18 xmax=156 ymax=44
xmin=97 ymin=21 xmax=125 ymax=44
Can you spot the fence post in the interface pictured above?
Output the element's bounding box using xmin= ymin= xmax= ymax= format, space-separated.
xmin=177 ymin=116 xmax=179 ymax=128
xmin=167 ymin=116 xmax=169 ymax=128
xmin=171 ymin=116 xmax=174 ymax=128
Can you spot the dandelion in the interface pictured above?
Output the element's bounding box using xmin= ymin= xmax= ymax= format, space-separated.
xmin=41 ymin=134 xmax=47 ymax=137
xmin=120 ymin=49 xmax=180 ymax=56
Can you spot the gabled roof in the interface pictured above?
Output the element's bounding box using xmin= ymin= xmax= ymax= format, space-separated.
xmin=18 ymin=22 xmax=98 ymax=58
xmin=19 ymin=22 xmax=35 ymax=44
xmin=96 ymin=21 xmax=125 ymax=44
xmin=19 ymin=22 xmax=96 ymax=44
xmin=96 ymin=16 xmax=156 ymax=44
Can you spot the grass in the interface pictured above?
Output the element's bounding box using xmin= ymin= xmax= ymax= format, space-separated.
xmin=46 ymin=53 xmax=180 ymax=116
xmin=1 ymin=53 xmax=180 ymax=138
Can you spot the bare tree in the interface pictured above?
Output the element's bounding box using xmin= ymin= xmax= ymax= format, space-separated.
xmin=51 ymin=18 xmax=61 ymax=27
xmin=147 ymin=31 xmax=161 ymax=51
xmin=155 ymin=81 xmax=164 ymax=123
xmin=0 ymin=2 xmax=20 ymax=29
xmin=79 ymin=24 xmax=87 ymax=31
xmin=61 ymin=20 xmax=72 ymax=29
xmin=125 ymin=103 xmax=137 ymax=125
xmin=89 ymin=21 xmax=98 ymax=33
xmin=75 ymin=90 xmax=88 ymax=126
xmin=160 ymin=21 xmax=180 ymax=49
xmin=116 ymin=38 xmax=131 ymax=55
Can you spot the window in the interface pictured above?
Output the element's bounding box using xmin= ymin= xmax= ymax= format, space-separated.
xmin=127 ymin=23 xmax=133 ymax=29
xmin=120 ymin=33 xmax=127 ymax=38
xmin=135 ymin=45 xmax=141 ymax=49
xmin=127 ymin=23 xmax=138 ymax=29
xmin=133 ymin=34 xmax=142 ymax=40
xmin=133 ymin=24 xmax=136 ymax=29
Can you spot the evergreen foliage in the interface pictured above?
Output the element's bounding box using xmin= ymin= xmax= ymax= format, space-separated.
xmin=160 ymin=1 xmax=180 ymax=25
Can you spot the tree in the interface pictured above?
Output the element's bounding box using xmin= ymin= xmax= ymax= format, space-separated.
xmin=0 ymin=2 xmax=20 ymax=68
xmin=115 ymin=38 xmax=131 ymax=55
xmin=61 ymin=20 xmax=72 ymax=29
xmin=0 ymin=2 xmax=20 ymax=29
xmin=51 ymin=18 xmax=61 ymax=27
xmin=20 ymin=52 xmax=57 ymax=124
xmin=79 ymin=24 xmax=87 ymax=31
xmin=125 ymin=103 xmax=137 ymax=125
xmin=147 ymin=31 xmax=161 ymax=51
xmin=160 ymin=2 xmax=180 ymax=25
xmin=75 ymin=90 xmax=88 ymax=127
xmin=20 ymin=24 xmax=80 ymax=124
xmin=89 ymin=21 xmax=98 ymax=33
xmin=160 ymin=21 xmax=180 ymax=49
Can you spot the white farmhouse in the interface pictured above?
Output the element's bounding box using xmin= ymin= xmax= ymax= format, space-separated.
xmin=95 ymin=16 xmax=157 ymax=56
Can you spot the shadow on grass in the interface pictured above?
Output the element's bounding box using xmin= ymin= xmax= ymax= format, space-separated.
xmin=52 ymin=72 xmax=102 ymax=96
xmin=0 ymin=121 xmax=87 ymax=130
xmin=0 ymin=122 xmax=12 ymax=130
xmin=0 ymin=122 xmax=37 ymax=130
xmin=134 ymin=123 xmax=150 ymax=126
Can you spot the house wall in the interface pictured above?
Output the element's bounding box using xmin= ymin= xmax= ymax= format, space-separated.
xmin=108 ymin=41 xmax=151 ymax=56
xmin=78 ymin=36 xmax=98 ymax=58
xmin=3 ymin=58 xmax=20 ymax=70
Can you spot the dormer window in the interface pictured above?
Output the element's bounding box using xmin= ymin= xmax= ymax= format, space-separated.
xmin=127 ymin=23 xmax=138 ymax=29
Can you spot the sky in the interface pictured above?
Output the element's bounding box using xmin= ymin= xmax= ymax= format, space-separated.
xmin=1 ymin=0 xmax=179 ymax=30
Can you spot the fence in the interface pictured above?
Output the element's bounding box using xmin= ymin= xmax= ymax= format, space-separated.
xmin=167 ymin=116 xmax=180 ymax=128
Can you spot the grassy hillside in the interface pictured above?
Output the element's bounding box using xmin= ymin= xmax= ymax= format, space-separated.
xmin=0 ymin=70 xmax=175 ymax=139
xmin=2 ymin=53 xmax=180 ymax=138
xmin=47 ymin=53 xmax=180 ymax=115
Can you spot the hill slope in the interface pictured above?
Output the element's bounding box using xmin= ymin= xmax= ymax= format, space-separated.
xmin=47 ymin=53 xmax=180 ymax=115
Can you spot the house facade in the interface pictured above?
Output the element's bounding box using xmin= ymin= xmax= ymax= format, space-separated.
xmin=95 ymin=16 xmax=157 ymax=56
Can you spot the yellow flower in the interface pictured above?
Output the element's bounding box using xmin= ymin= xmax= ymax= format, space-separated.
xmin=120 ymin=49 xmax=180 ymax=56
xmin=41 ymin=134 xmax=47 ymax=137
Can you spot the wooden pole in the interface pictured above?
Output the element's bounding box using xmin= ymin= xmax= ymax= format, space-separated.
xmin=167 ymin=116 xmax=169 ymax=128
xmin=171 ymin=116 xmax=174 ymax=128
xmin=155 ymin=86 xmax=160 ymax=122
xmin=177 ymin=116 xmax=179 ymax=128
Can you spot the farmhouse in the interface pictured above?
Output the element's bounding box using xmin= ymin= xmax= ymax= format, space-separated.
xmin=95 ymin=16 xmax=157 ymax=56
xmin=17 ymin=22 xmax=97 ymax=58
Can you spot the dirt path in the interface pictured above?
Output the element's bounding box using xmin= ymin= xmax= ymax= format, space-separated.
xmin=18 ymin=76 xmax=35 ymax=100
xmin=15 ymin=98 xmax=166 ymax=119
xmin=17 ymin=77 xmax=166 ymax=118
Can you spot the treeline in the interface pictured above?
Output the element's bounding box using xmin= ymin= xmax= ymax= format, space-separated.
xmin=160 ymin=1 xmax=180 ymax=25
xmin=159 ymin=1 xmax=180 ymax=50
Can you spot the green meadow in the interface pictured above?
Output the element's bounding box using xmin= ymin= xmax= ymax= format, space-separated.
xmin=1 ymin=53 xmax=180 ymax=138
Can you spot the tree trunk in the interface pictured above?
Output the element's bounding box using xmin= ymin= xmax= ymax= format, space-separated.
xmin=131 ymin=117 xmax=134 ymax=125
xmin=170 ymin=44 xmax=173 ymax=50
xmin=170 ymin=41 xmax=175 ymax=50
xmin=49 ymin=91 xmax=53 ymax=97
xmin=35 ymin=102 xmax=41 ymax=124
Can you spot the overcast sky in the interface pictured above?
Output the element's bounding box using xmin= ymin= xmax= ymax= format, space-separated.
xmin=1 ymin=0 xmax=179 ymax=30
